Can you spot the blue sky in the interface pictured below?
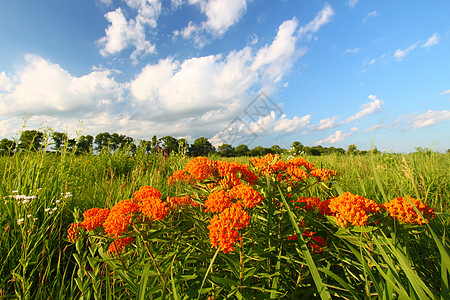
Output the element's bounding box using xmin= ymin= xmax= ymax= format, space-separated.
xmin=1 ymin=0 xmax=449 ymax=153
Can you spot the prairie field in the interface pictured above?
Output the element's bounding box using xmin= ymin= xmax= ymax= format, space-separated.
xmin=0 ymin=149 xmax=449 ymax=299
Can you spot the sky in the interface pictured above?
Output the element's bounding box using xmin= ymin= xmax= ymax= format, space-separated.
xmin=1 ymin=0 xmax=449 ymax=153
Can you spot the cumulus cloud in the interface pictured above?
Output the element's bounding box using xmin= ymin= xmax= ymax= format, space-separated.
xmin=347 ymin=0 xmax=358 ymax=8
xmin=362 ymin=11 xmax=379 ymax=23
xmin=315 ymin=130 xmax=351 ymax=145
xmin=177 ymin=0 xmax=247 ymax=46
xmin=422 ymin=33 xmax=440 ymax=48
xmin=344 ymin=95 xmax=384 ymax=124
xmin=407 ymin=110 xmax=450 ymax=130
xmin=0 ymin=72 xmax=14 ymax=92
xmin=343 ymin=48 xmax=360 ymax=55
xmin=97 ymin=0 xmax=161 ymax=63
xmin=394 ymin=42 xmax=419 ymax=61
xmin=0 ymin=55 xmax=122 ymax=118
xmin=441 ymin=89 xmax=450 ymax=95
xmin=309 ymin=116 xmax=338 ymax=131
xmin=298 ymin=3 xmax=334 ymax=40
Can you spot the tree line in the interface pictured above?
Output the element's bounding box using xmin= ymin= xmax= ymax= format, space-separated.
xmin=0 ymin=129 xmax=377 ymax=157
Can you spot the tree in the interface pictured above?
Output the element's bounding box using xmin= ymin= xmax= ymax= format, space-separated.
xmin=217 ymin=144 xmax=235 ymax=157
xmin=0 ymin=138 xmax=16 ymax=156
xmin=76 ymin=135 xmax=93 ymax=154
xmin=235 ymin=144 xmax=250 ymax=156
xmin=19 ymin=130 xmax=44 ymax=151
xmin=290 ymin=141 xmax=304 ymax=156
xmin=347 ymin=144 xmax=358 ymax=155
xmin=188 ymin=137 xmax=215 ymax=157
xmin=161 ymin=136 xmax=179 ymax=155
xmin=250 ymin=146 xmax=267 ymax=157
xmin=269 ymin=145 xmax=282 ymax=155
xmin=52 ymin=132 xmax=68 ymax=151
xmin=95 ymin=132 xmax=111 ymax=151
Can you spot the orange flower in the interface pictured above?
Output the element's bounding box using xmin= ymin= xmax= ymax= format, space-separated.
xmin=285 ymin=166 xmax=309 ymax=182
xmin=295 ymin=197 xmax=321 ymax=211
xmin=215 ymin=161 xmax=258 ymax=188
xmin=167 ymin=195 xmax=196 ymax=209
xmin=286 ymin=157 xmax=316 ymax=171
xmin=205 ymin=190 xmax=233 ymax=213
xmin=103 ymin=199 xmax=140 ymax=238
xmin=168 ymin=170 xmax=191 ymax=185
xmin=318 ymin=198 xmax=333 ymax=215
xmin=250 ymin=154 xmax=287 ymax=176
xmin=229 ymin=184 xmax=264 ymax=209
xmin=310 ymin=168 xmax=338 ymax=181
xmin=107 ymin=237 xmax=133 ymax=253
xmin=67 ymin=223 xmax=83 ymax=242
xmin=138 ymin=196 xmax=169 ymax=221
xmin=329 ymin=192 xmax=380 ymax=227
xmin=208 ymin=203 xmax=250 ymax=253
xmin=80 ymin=208 xmax=110 ymax=231
xmin=382 ymin=196 xmax=434 ymax=225
xmin=133 ymin=186 xmax=162 ymax=200
xmin=184 ymin=157 xmax=215 ymax=181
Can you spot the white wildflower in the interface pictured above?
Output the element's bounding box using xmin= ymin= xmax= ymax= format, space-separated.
xmin=17 ymin=218 xmax=24 ymax=225
xmin=52 ymin=207 xmax=57 ymax=211
xmin=21 ymin=200 xmax=30 ymax=204
xmin=44 ymin=208 xmax=51 ymax=212
xmin=27 ymin=214 xmax=32 ymax=218
xmin=55 ymin=200 xmax=61 ymax=204
xmin=12 ymin=190 xmax=18 ymax=194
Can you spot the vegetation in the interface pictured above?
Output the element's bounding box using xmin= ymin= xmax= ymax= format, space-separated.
xmin=0 ymin=140 xmax=448 ymax=298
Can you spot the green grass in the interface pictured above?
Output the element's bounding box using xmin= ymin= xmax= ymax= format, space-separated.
xmin=0 ymin=149 xmax=448 ymax=299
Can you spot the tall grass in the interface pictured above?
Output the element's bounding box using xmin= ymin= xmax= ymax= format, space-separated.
xmin=0 ymin=148 xmax=448 ymax=298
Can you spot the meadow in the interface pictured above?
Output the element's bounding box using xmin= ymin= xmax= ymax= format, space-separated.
xmin=0 ymin=148 xmax=449 ymax=299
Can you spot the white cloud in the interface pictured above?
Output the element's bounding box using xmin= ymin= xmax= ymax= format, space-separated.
xmin=252 ymin=18 xmax=301 ymax=82
xmin=362 ymin=11 xmax=379 ymax=23
xmin=315 ymin=130 xmax=351 ymax=145
xmin=0 ymin=55 xmax=122 ymax=118
xmin=0 ymin=72 xmax=14 ymax=92
xmin=422 ymin=33 xmax=440 ymax=48
xmin=183 ymin=0 xmax=247 ymax=42
xmin=407 ymin=110 xmax=450 ymax=130
xmin=347 ymin=0 xmax=358 ymax=8
xmin=441 ymin=89 xmax=450 ymax=95
xmin=394 ymin=42 xmax=419 ymax=61
xmin=97 ymin=0 xmax=161 ymax=63
xmin=309 ymin=116 xmax=338 ymax=131
xmin=343 ymin=48 xmax=360 ymax=55
xmin=298 ymin=3 xmax=334 ymax=40
xmin=364 ymin=124 xmax=384 ymax=132
xmin=344 ymin=95 xmax=384 ymax=123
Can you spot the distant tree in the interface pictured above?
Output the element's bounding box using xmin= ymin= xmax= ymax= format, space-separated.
xmin=0 ymin=138 xmax=16 ymax=156
xmin=304 ymin=146 xmax=321 ymax=156
xmin=269 ymin=145 xmax=282 ymax=155
xmin=446 ymin=149 xmax=450 ymax=154
xmin=161 ymin=136 xmax=179 ymax=155
xmin=235 ymin=144 xmax=250 ymax=156
xmin=151 ymin=135 xmax=160 ymax=153
xmin=52 ymin=132 xmax=68 ymax=151
xmin=347 ymin=144 xmax=358 ymax=155
xmin=217 ymin=144 xmax=235 ymax=157
xmin=250 ymin=146 xmax=268 ymax=157
xmin=95 ymin=132 xmax=111 ymax=151
xmin=76 ymin=135 xmax=93 ymax=154
xmin=188 ymin=137 xmax=215 ymax=156
xmin=19 ymin=130 xmax=44 ymax=151
xmin=290 ymin=141 xmax=304 ymax=156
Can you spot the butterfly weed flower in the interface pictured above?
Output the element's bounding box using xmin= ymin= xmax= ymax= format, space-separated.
xmin=328 ymin=192 xmax=380 ymax=227
xmin=310 ymin=168 xmax=338 ymax=182
xmin=103 ymin=199 xmax=140 ymax=238
xmin=294 ymin=197 xmax=321 ymax=211
xmin=229 ymin=184 xmax=264 ymax=209
xmin=208 ymin=202 xmax=251 ymax=253
xmin=382 ymin=196 xmax=435 ymax=225
xmin=67 ymin=223 xmax=83 ymax=242
xmin=80 ymin=208 xmax=110 ymax=231
xmin=205 ymin=190 xmax=233 ymax=213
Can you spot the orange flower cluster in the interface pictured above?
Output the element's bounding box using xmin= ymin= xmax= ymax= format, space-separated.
xmin=167 ymin=195 xmax=198 ymax=209
xmin=328 ymin=192 xmax=380 ymax=227
xmin=80 ymin=208 xmax=110 ymax=231
xmin=286 ymin=157 xmax=316 ymax=171
xmin=168 ymin=157 xmax=258 ymax=189
xmin=310 ymin=168 xmax=338 ymax=182
xmin=67 ymin=186 xmax=172 ymax=254
xmin=103 ymin=199 xmax=140 ymax=238
xmin=67 ymin=223 xmax=83 ymax=243
xmin=250 ymin=154 xmax=287 ymax=176
xmin=294 ymin=197 xmax=321 ymax=211
xmin=287 ymin=222 xmax=326 ymax=253
xmin=108 ymin=237 xmax=133 ymax=253
xmin=229 ymin=184 xmax=264 ymax=209
xmin=205 ymin=190 xmax=233 ymax=213
xmin=382 ymin=196 xmax=435 ymax=225
xmin=208 ymin=203 xmax=251 ymax=253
